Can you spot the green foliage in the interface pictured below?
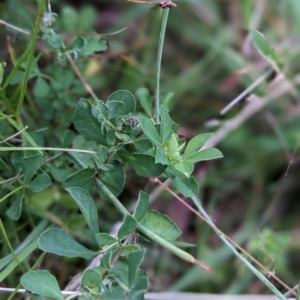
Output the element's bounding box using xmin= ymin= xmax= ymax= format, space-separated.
xmin=3 ymin=0 xmax=296 ymax=299
xmin=250 ymin=30 xmax=282 ymax=71
xmin=21 ymin=270 xmax=63 ymax=300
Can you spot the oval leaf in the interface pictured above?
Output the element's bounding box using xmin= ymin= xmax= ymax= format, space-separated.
xmin=98 ymin=160 xmax=125 ymax=200
xmin=21 ymin=270 xmax=63 ymax=299
xmin=66 ymin=187 xmax=99 ymax=237
xmin=128 ymin=249 xmax=145 ymax=287
xmin=118 ymin=214 xmax=137 ymax=240
xmin=6 ymin=189 xmax=24 ymax=220
xmin=64 ymin=168 xmax=94 ymax=193
xmin=140 ymin=210 xmax=181 ymax=242
xmin=172 ymin=175 xmax=199 ymax=197
xmin=118 ymin=151 xmax=166 ymax=177
xmin=27 ymin=174 xmax=51 ymax=193
xmin=74 ymin=99 xmax=108 ymax=145
xmin=33 ymin=77 xmax=50 ymax=98
xmin=107 ymin=90 xmax=136 ymax=114
xmin=39 ymin=228 xmax=97 ymax=260
xmin=136 ymin=87 xmax=152 ymax=117
xmin=82 ymin=267 xmax=103 ymax=290
xmin=174 ymin=161 xmax=194 ymax=178
xmin=95 ymin=233 xmax=117 ymax=247
xmin=185 ymin=148 xmax=223 ymax=163
xmin=138 ymin=116 xmax=161 ymax=146
xmin=184 ymin=133 xmax=214 ymax=158
xmin=21 ymin=154 xmax=43 ymax=182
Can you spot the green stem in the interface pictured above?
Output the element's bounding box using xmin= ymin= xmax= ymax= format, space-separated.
xmin=16 ymin=0 xmax=45 ymax=122
xmin=191 ymin=196 xmax=287 ymax=300
xmin=155 ymin=9 xmax=170 ymax=124
xmin=68 ymin=153 xmax=207 ymax=267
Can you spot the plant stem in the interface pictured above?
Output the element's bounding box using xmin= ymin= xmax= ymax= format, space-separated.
xmin=68 ymin=153 xmax=209 ymax=269
xmin=16 ymin=0 xmax=45 ymax=122
xmin=155 ymin=8 xmax=170 ymax=124
xmin=191 ymin=196 xmax=288 ymax=300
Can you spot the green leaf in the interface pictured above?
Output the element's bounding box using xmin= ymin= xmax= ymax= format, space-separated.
xmin=167 ymin=133 xmax=181 ymax=161
xmin=21 ymin=154 xmax=43 ymax=182
xmin=128 ymin=249 xmax=145 ymax=287
xmin=102 ymin=286 xmax=124 ymax=300
xmin=33 ymin=76 xmax=50 ymax=97
xmin=130 ymin=277 xmax=148 ymax=300
xmin=46 ymin=33 xmax=64 ymax=48
xmin=136 ymin=87 xmax=152 ymax=117
xmin=39 ymin=228 xmax=97 ymax=260
xmin=133 ymin=138 xmax=153 ymax=154
xmin=6 ymin=189 xmax=24 ymax=220
xmin=160 ymin=92 xmax=174 ymax=111
xmin=64 ymin=168 xmax=94 ymax=193
xmin=82 ymin=267 xmax=103 ymax=290
xmin=118 ymin=214 xmax=137 ymax=240
xmin=155 ymin=146 xmax=169 ymax=165
xmin=69 ymin=36 xmax=85 ymax=51
xmin=47 ymin=164 xmax=71 ymax=182
xmin=0 ymin=62 xmax=5 ymax=86
xmin=174 ymin=161 xmax=194 ymax=178
xmin=160 ymin=106 xmax=173 ymax=144
xmin=62 ymin=129 xmax=75 ymax=147
xmin=66 ymin=187 xmax=100 ymax=237
xmin=250 ymin=30 xmax=282 ymax=70
xmin=172 ymin=174 xmax=199 ymax=197
xmin=138 ymin=116 xmax=161 ymax=146
xmin=140 ymin=210 xmax=181 ymax=242
xmin=79 ymin=36 xmax=108 ymax=57
xmin=95 ymin=233 xmax=117 ymax=247
xmin=118 ymin=151 xmax=166 ymax=177
xmin=185 ymin=148 xmax=223 ymax=163
xmin=74 ymin=99 xmax=108 ymax=145
xmin=78 ymin=6 xmax=97 ymax=31
xmin=115 ymin=132 xmax=131 ymax=143
xmin=27 ymin=174 xmax=51 ymax=193
xmin=21 ymin=270 xmax=63 ymax=300
xmin=184 ymin=133 xmax=214 ymax=158
xmin=107 ymin=90 xmax=136 ymax=115
xmin=98 ymin=160 xmax=125 ymax=199
xmin=92 ymin=99 xmax=107 ymax=120
xmin=134 ymin=191 xmax=149 ymax=222
xmin=106 ymin=100 xmax=125 ymax=120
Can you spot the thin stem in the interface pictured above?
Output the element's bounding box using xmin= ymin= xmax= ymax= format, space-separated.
xmin=0 ymin=147 xmax=96 ymax=154
xmin=191 ymin=196 xmax=288 ymax=299
xmin=155 ymin=8 xmax=170 ymax=123
xmin=154 ymin=178 xmax=294 ymax=296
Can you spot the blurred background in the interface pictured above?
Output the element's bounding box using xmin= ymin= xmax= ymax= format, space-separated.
xmin=1 ymin=0 xmax=300 ymax=297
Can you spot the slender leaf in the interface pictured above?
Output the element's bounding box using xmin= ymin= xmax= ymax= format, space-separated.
xmin=160 ymin=105 xmax=173 ymax=144
xmin=185 ymin=148 xmax=223 ymax=163
xmin=66 ymin=187 xmax=100 ymax=237
xmin=250 ymin=30 xmax=282 ymax=70
xmin=184 ymin=133 xmax=214 ymax=158
xmin=138 ymin=116 xmax=161 ymax=146
xmin=134 ymin=191 xmax=149 ymax=222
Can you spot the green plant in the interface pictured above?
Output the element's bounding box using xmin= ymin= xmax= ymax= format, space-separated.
xmin=1 ymin=1 xmax=297 ymax=299
xmin=0 ymin=1 xmax=222 ymax=299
